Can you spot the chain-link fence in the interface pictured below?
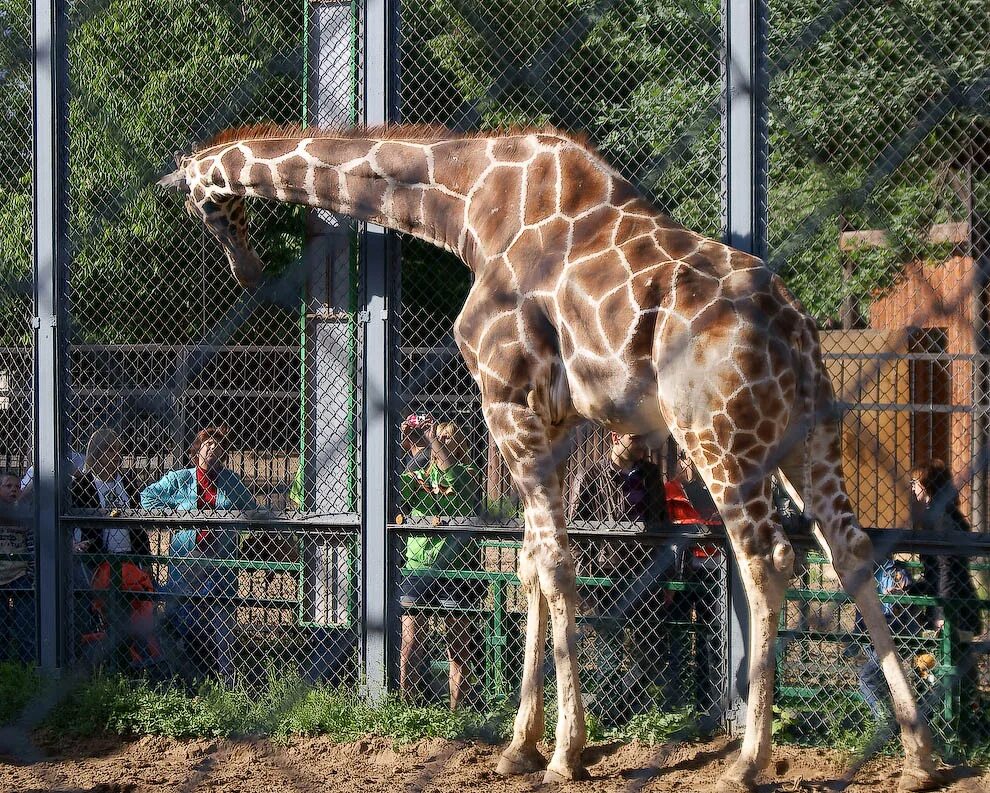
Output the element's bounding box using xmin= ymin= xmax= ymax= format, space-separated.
xmin=0 ymin=0 xmax=35 ymax=671
xmin=2 ymin=0 xmax=989 ymax=770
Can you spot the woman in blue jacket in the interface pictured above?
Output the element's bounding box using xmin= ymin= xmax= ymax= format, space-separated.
xmin=141 ymin=426 xmax=256 ymax=681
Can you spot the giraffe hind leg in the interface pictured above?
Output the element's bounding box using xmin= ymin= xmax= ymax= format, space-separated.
xmin=778 ymin=432 xmax=944 ymax=791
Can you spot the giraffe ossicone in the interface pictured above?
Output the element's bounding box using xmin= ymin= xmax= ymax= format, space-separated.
xmin=161 ymin=123 xmax=943 ymax=792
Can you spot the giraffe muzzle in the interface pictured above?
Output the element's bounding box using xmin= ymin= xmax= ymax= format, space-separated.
xmin=156 ymin=168 xmax=190 ymax=194
xmin=227 ymin=249 xmax=265 ymax=290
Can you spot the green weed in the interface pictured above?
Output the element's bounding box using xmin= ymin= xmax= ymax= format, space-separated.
xmin=0 ymin=661 xmax=41 ymax=723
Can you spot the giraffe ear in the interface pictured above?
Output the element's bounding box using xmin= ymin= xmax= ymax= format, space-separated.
xmin=156 ymin=168 xmax=190 ymax=193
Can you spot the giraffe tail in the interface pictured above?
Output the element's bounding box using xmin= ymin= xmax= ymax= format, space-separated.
xmin=774 ymin=318 xmax=824 ymax=526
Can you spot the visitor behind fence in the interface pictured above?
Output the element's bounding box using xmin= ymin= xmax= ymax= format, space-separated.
xmin=19 ymin=448 xmax=85 ymax=503
xmin=909 ymin=459 xmax=983 ymax=722
xmin=141 ymin=426 xmax=257 ymax=681
xmin=71 ymin=428 xmax=149 ymax=557
xmin=909 ymin=460 xmax=982 ymax=637
xmin=0 ymin=472 xmax=34 ymax=663
xmin=71 ymin=428 xmax=157 ymax=668
xmin=570 ymin=433 xmax=674 ymax=720
xmin=397 ymin=418 xmax=481 ymax=709
xmin=854 ymin=558 xmax=926 ymax=722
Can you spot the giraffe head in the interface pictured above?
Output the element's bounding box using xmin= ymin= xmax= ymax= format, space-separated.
xmin=157 ymin=155 xmax=265 ymax=289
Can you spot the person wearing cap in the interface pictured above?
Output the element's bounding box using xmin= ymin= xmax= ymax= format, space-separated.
xmin=400 ymin=413 xmax=433 ymax=474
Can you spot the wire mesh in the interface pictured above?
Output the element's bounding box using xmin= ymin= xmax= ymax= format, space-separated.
xmin=766 ymin=0 xmax=990 ymax=757
xmin=50 ymin=0 xmax=363 ymax=688
xmin=777 ymin=549 xmax=989 ymax=760
xmin=391 ymin=525 xmax=727 ymax=728
xmin=1 ymin=0 xmax=988 ymax=772
xmin=0 ymin=0 xmax=36 ymax=667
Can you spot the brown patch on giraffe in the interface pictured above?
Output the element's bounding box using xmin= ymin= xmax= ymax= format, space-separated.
xmin=276 ymin=156 xmax=309 ymax=190
xmin=849 ymin=529 xmax=873 ymax=562
xmin=219 ymin=147 xmax=246 ymax=183
xmin=658 ymin=228 xmax=700 ymax=259
xmin=388 ymin=186 xmax=426 ymax=232
xmin=523 ymin=153 xmax=559 ymax=226
xmin=239 ymin=139 xmax=302 ymax=162
xmin=431 ymin=140 xmax=489 ymax=195
xmin=312 ymin=167 xmax=340 ymax=202
xmin=492 ymin=137 xmax=535 ymax=162
xmin=688 ymin=297 xmax=735 ymax=340
xmin=506 ymin=228 xmax=560 ymax=291
xmin=818 ymin=478 xmax=839 ymax=499
xmin=343 ymin=172 xmax=387 ymax=217
xmin=247 ymin=162 xmax=273 ymax=188
xmin=558 ymin=149 xmax=608 ymax=217
xmin=598 ymin=289 xmax=638 ymax=352
xmin=620 ymin=234 xmax=664 ymax=270
xmin=569 ymin=205 xmax=620 ymax=261
xmin=615 ymin=214 xmax=656 ymax=245
xmin=421 ymin=191 xmax=466 ymax=249
xmin=726 ymin=391 xmax=760 ymax=431
xmin=755 ymin=419 xmax=777 ymax=444
xmin=711 ymin=413 xmax=733 ymax=448
xmin=537 ymin=217 xmax=570 ymax=253
xmin=566 ymin=251 xmax=628 ymax=301
xmin=374 ymin=142 xmax=430 ymax=185
xmin=755 ymin=523 xmax=776 ymax=557
xmin=307 ymin=137 xmax=375 ymax=168
xmin=749 ymin=499 xmax=769 ymax=522
xmin=731 ymin=431 xmax=762 ymax=458
xmin=469 ymin=166 xmax=523 ymax=257
xmin=676 ymin=258 xmax=721 ymax=296
xmin=750 ymin=379 xmax=782 ymax=415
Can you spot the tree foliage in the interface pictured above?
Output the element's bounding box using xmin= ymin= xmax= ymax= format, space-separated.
xmin=0 ymin=0 xmax=307 ymax=345
xmin=400 ymin=0 xmax=988 ymax=323
xmin=0 ymin=0 xmax=986 ymax=346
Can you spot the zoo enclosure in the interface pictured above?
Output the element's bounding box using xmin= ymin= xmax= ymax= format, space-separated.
xmin=0 ymin=0 xmax=988 ymax=754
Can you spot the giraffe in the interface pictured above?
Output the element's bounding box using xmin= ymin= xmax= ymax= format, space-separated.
xmin=158 ymin=124 xmax=943 ymax=792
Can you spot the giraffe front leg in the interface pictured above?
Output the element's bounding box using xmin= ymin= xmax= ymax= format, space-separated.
xmin=541 ymin=550 xmax=590 ymax=783
xmin=496 ymin=551 xmax=548 ymax=776
xmin=715 ymin=548 xmax=791 ymax=793
xmin=482 ymin=397 xmax=587 ymax=782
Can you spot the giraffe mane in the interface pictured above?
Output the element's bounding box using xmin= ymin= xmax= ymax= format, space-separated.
xmin=194 ymin=122 xmax=597 ymax=154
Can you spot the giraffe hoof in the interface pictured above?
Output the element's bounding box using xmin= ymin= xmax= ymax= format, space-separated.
xmin=496 ymin=747 xmax=547 ymax=776
xmin=543 ymin=764 xmax=590 ymax=783
xmin=713 ymin=774 xmax=756 ymax=793
xmin=898 ymin=766 xmax=950 ymax=792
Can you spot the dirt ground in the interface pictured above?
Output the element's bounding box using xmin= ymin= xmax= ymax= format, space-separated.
xmin=1 ymin=733 xmax=987 ymax=793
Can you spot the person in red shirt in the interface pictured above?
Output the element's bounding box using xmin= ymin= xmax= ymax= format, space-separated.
xmin=141 ymin=426 xmax=257 ymax=681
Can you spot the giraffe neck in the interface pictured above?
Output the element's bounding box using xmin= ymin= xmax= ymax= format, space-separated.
xmin=191 ymin=134 xmax=490 ymax=267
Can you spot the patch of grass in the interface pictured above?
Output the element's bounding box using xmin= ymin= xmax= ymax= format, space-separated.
xmin=609 ymin=707 xmax=706 ymax=745
xmin=40 ymin=670 xmax=517 ymax=745
xmin=0 ymin=661 xmax=41 ymax=723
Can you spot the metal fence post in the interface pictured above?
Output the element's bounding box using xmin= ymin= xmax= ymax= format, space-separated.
xmin=722 ymin=0 xmax=769 ymax=731
xmin=33 ymin=0 xmax=69 ymax=672
xmin=361 ymin=0 xmax=396 ymax=700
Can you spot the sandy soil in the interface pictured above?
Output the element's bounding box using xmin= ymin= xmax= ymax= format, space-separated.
xmin=1 ymin=733 xmax=987 ymax=793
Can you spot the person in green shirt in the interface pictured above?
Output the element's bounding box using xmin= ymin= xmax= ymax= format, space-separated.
xmin=397 ymin=420 xmax=480 ymax=709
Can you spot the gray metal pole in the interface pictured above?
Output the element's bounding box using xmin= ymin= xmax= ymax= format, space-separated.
xmin=33 ymin=0 xmax=68 ymax=672
xmin=361 ymin=0 xmax=396 ymax=699
xmin=721 ymin=0 xmax=768 ymax=731
xmin=304 ymin=1 xmax=360 ymax=629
